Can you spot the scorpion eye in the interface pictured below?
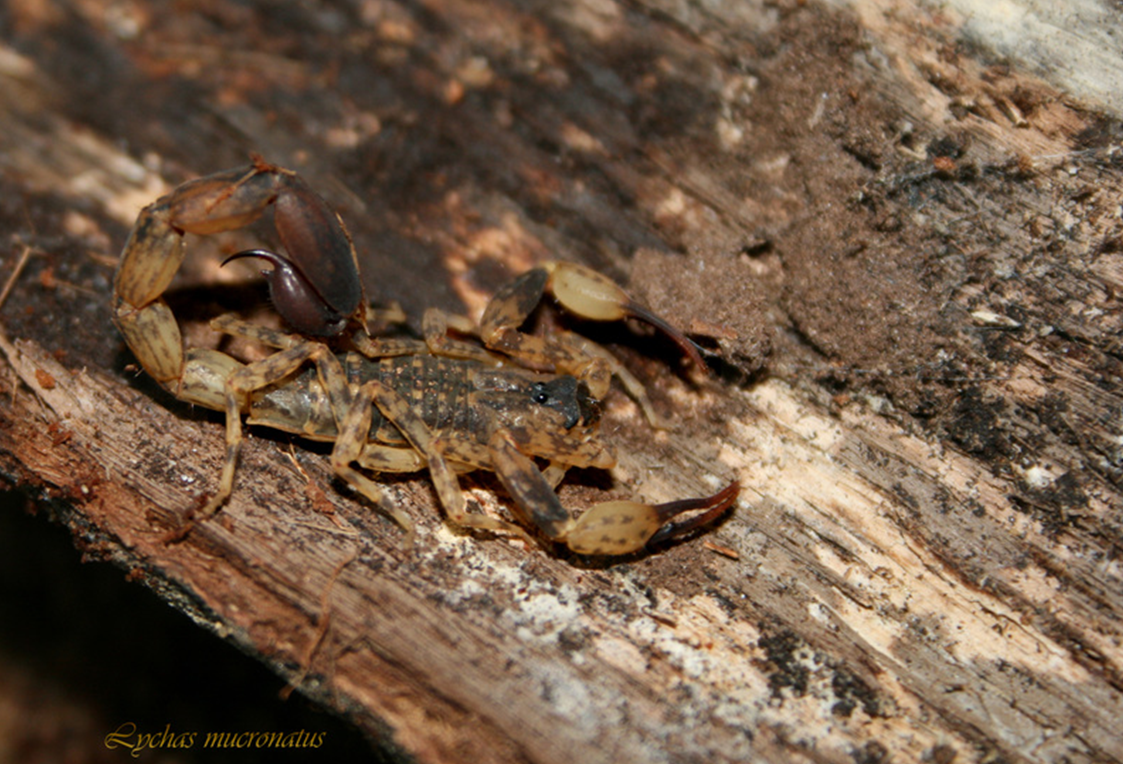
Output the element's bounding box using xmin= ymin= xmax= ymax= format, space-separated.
xmin=531 ymin=383 xmax=551 ymax=405
xmin=530 ymin=378 xmax=583 ymax=428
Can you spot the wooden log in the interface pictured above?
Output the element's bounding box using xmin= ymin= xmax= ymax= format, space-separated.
xmin=1 ymin=1 xmax=1121 ymax=762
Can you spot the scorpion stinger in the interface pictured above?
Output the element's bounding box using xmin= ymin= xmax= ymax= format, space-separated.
xmin=223 ymin=248 xmax=351 ymax=338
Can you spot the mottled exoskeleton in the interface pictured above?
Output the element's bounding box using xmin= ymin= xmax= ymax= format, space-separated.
xmin=113 ymin=158 xmax=738 ymax=555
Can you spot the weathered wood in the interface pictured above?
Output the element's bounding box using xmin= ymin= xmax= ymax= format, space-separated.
xmin=1 ymin=1 xmax=1122 ymax=762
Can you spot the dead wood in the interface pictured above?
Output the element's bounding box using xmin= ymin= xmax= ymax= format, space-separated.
xmin=1 ymin=1 xmax=1122 ymax=763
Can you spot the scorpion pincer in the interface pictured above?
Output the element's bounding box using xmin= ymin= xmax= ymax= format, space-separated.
xmin=113 ymin=158 xmax=739 ymax=556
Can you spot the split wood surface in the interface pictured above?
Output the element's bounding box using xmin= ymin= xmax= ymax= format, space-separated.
xmin=1 ymin=2 xmax=1121 ymax=762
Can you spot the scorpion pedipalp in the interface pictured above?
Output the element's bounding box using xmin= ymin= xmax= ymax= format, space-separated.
xmin=477 ymin=262 xmax=708 ymax=376
xmin=545 ymin=262 xmax=708 ymax=371
xmin=562 ymin=481 xmax=741 ymax=556
xmin=489 ymin=428 xmax=738 ymax=555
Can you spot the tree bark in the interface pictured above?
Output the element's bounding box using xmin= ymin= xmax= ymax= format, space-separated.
xmin=1 ymin=1 xmax=1121 ymax=762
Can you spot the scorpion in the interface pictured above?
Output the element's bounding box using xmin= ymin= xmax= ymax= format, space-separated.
xmin=113 ymin=158 xmax=738 ymax=556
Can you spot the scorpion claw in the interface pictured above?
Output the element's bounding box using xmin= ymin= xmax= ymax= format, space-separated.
xmin=223 ymin=249 xmax=348 ymax=337
xmin=620 ymin=300 xmax=709 ymax=372
xmin=562 ymin=481 xmax=740 ymax=556
xmin=646 ymin=481 xmax=740 ymax=547
xmin=546 ymin=262 xmax=708 ymax=372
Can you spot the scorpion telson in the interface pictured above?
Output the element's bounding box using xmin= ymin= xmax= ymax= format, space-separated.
xmin=113 ymin=158 xmax=739 ymax=556
xmin=222 ymin=248 xmax=351 ymax=337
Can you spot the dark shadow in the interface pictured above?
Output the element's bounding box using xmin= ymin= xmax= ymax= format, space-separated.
xmin=0 ymin=492 xmax=406 ymax=763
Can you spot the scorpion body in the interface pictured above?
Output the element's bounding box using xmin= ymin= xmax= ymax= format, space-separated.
xmin=113 ymin=159 xmax=738 ymax=555
xmin=249 ymin=351 xmax=606 ymax=468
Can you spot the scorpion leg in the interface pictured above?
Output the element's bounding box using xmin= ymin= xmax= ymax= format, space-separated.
xmin=542 ymin=462 xmax=569 ymax=490
xmin=192 ymin=339 xmax=348 ymax=524
xmin=421 ymin=308 xmax=504 ymax=365
xmin=488 ymin=429 xmax=738 ymax=555
xmin=212 ymin=313 xmax=426 ymax=362
xmin=332 ymin=379 xmax=535 ymax=548
xmin=209 ymin=314 xmax=356 ymax=425
xmin=356 ymin=444 xmax=427 ymax=473
xmin=329 ymin=381 xmax=418 ymax=548
xmin=202 ymin=316 xmax=436 ymax=534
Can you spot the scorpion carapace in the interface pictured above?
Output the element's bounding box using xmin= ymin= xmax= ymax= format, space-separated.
xmin=113 ymin=158 xmax=739 ymax=556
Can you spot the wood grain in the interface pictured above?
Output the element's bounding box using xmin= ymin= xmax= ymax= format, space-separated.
xmin=1 ymin=1 xmax=1121 ymax=762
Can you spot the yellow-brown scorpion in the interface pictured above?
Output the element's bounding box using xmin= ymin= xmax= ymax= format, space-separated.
xmin=113 ymin=158 xmax=738 ymax=555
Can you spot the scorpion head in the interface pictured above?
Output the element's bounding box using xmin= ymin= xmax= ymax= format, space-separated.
xmin=473 ymin=369 xmax=601 ymax=434
xmin=530 ymin=377 xmax=600 ymax=429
